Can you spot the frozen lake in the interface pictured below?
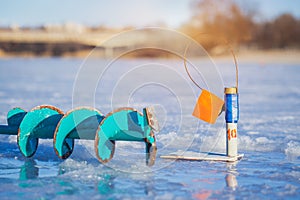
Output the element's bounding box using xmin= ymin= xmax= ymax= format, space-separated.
xmin=0 ymin=56 xmax=299 ymax=199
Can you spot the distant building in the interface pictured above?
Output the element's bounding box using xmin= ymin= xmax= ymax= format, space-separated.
xmin=43 ymin=22 xmax=87 ymax=34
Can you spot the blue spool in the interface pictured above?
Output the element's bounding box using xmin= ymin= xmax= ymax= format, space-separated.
xmin=225 ymin=90 xmax=239 ymax=123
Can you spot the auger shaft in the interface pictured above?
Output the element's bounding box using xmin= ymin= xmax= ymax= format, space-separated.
xmin=0 ymin=125 xmax=18 ymax=135
xmin=0 ymin=124 xmax=96 ymax=140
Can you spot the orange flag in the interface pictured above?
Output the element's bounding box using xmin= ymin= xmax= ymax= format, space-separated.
xmin=192 ymin=89 xmax=224 ymax=124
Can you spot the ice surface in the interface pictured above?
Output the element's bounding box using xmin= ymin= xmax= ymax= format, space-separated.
xmin=0 ymin=57 xmax=299 ymax=199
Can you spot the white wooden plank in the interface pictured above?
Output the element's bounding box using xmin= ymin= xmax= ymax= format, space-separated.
xmin=160 ymin=151 xmax=244 ymax=162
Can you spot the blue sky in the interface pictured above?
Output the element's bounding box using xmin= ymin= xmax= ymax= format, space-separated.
xmin=0 ymin=0 xmax=299 ymax=28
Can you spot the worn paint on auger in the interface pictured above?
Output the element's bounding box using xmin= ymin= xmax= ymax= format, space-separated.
xmin=0 ymin=105 xmax=158 ymax=166
xmin=95 ymin=107 xmax=157 ymax=166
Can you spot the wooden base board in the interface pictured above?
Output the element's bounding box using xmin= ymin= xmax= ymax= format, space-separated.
xmin=160 ymin=151 xmax=244 ymax=162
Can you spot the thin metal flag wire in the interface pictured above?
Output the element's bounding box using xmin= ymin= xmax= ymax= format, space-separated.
xmin=228 ymin=44 xmax=239 ymax=91
xmin=183 ymin=39 xmax=239 ymax=91
xmin=183 ymin=44 xmax=203 ymax=90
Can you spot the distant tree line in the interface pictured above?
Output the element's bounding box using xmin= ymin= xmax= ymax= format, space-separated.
xmin=253 ymin=13 xmax=300 ymax=49
xmin=180 ymin=0 xmax=300 ymax=52
xmin=0 ymin=42 xmax=94 ymax=56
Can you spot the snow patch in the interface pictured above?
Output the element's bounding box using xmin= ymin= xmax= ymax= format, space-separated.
xmin=238 ymin=136 xmax=278 ymax=152
xmin=285 ymin=141 xmax=300 ymax=160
